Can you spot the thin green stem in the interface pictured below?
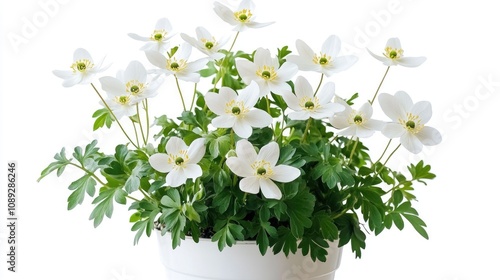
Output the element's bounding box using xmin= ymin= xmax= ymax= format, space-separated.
xmin=313 ymin=74 xmax=324 ymax=96
xmin=136 ymin=104 xmax=147 ymax=145
xmin=374 ymin=139 xmax=392 ymax=166
xmin=370 ymin=66 xmax=390 ymax=105
xmin=189 ymin=83 xmax=198 ymax=112
xmin=301 ymin=118 xmax=312 ymax=143
xmin=139 ymin=188 xmax=153 ymax=201
xmin=90 ymin=83 xmax=139 ymax=149
xmin=69 ymin=162 xmax=106 ymax=185
xmin=144 ymin=99 xmax=150 ymax=144
xmin=174 ymin=75 xmax=187 ymax=111
xmin=228 ymin=31 xmax=240 ymax=53
xmin=376 ymin=144 xmax=401 ymax=174
xmin=126 ymin=195 xmax=141 ymax=202
xmin=131 ymin=120 xmax=140 ymax=147
xmin=348 ymin=138 xmax=359 ymax=165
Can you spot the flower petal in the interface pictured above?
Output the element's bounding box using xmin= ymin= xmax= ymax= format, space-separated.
xmin=183 ymin=164 xmax=203 ymax=179
xmin=322 ymin=35 xmax=341 ymax=57
xmin=233 ymin=119 xmax=253 ymax=138
xmin=378 ymin=93 xmax=407 ymax=121
xmin=397 ymin=56 xmax=426 ymax=67
xmin=416 ymin=126 xmax=442 ymax=146
xmin=382 ymin=123 xmax=405 ymax=138
xmin=128 ymin=33 xmax=150 ymax=42
xmin=317 ymin=82 xmax=335 ymax=105
xmin=235 ymin=139 xmax=257 ymax=164
xmin=145 ymin=51 xmax=167 ymax=69
xmin=99 ymin=76 xmax=125 ymax=96
xmin=288 ymin=111 xmax=310 ymax=121
xmin=244 ymin=109 xmax=272 ymax=128
xmin=166 ymin=137 xmax=188 ymax=155
xmin=226 ymin=157 xmax=254 ymax=177
xmin=294 ymin=76 xmax=313 ymax=99
xmin=212 ymin=115 xmax=235 ymax=128
xmin=239 ymin=176 xmax=260 ymax=194
xmin=73 ymin=48 xmax=92 ymax=61
xmin=282 ymin=90 xmax=301 ymax=111
xmin=259 ymin=178 xmax=282 ymax=199
xmin=213 ymin=2 xmax=238 ymax=26
xmin=149 ymin=153 xmax=172 ymax=173
xmin=166 ymin=169 xmax=187 ymax=187
xmin=400 ymin=132 xmax=423 ymax=154
xmin=187 ymin=138 xmax=206 ymax=164
xmin=411 ymin=101 xmax=432 ymax=124
xmin=237 ymin=81 xmax=260 ymax=107
xmin=236 ymin=59 xmax=258 ymax=84
xmin=271 ymin=165 xmax=300 ymax=183
xmin=257 ymin=141 xmax=279 ymax=167
xmin=124 ymin=61 xmax=147 ymax=83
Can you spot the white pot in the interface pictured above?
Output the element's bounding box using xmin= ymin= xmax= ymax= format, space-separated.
xmin=156 ymin=230 xmax=343 ymax=280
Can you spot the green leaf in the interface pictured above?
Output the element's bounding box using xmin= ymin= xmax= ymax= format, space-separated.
xmin=89 ymin=188 xmax=120 ymax=227
xmin=67 ymin=174 xmax=96 ymax=210
xmin=285 ymin=186 xmax=315 ymax=238
xmin=73 ymin=140 xmax=100 ymax=165
xmin=314 ymin=212 xmax=339 ymax=241
xmin=38 ymin=147 xmax=72 ymax=181
xmin=272 ymin=227 xmax=298 ymax=257
xmin=212 ymin=222 xmax=245 ymax=251
xmin=92 ymin=108 xmax=114 ymax=130
xmin=408 ymin=160 xmax=436 ymax=184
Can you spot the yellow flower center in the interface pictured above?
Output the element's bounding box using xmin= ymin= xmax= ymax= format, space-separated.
xmin=252 ymin=160 xmax=273 ymax=178
xmin=201 ymin=38 xmax=217 ymax=50
xmin=399 ymin=113 xmax=423 ymax=134
xmin=151 ymin=29 xmax=167 ymax=42
xmin=313 ymin=53 xmax=332 ymax=66
xmin=348 ymin=111 xmax=365 ymax=125
xmin=256 ymin=66 xmax=277 ymax=81
xmin=234 ymin=9 xmax=252 ymax=22
xmin=300 ymin=96 xmax=320 ymax=111
xmin=384 ymin=47 xmax=404 ymax=59
xmin=167 ymin=58 xmax=188 ymax=72
xmin=71 ymin=59 xmax=94 ymax=73
xmin=168 ymin=150 xmax=189 ymax=168
xmin=225 ymin=100 xmax=249 ymax=117
xmin=115 ymin=95 xmax=131 ymax=105
xmin=125 ymin=80 xmax=146 ymax=96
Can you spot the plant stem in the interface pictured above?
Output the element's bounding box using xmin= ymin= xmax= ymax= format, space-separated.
xmin=131 ymin=120 xmax=140 ymax=147
xmin=126 ymin=195 xmax=141 ymax=202
xmin=348 ymin=138 xmax=359 ymax=164
xmin=139 ymin=188 xmax=153 ymax=201
xmin=374 ymin=139 xmax=392 ymax=166
xmin=90 ymin=83 xmax=139 ymax=149
xmin=174 ymin=75 xmax=187 ymax=111
xmin=144 ymin=99 xmax=150 ymax=144
xmin=189 ymin=83 xmax=198 ymax=112
xmin=301 ymin=118 xmax=312 ymax=143
xmin=136 ymin=104 xmax=147 ymax=145
xmin=376 ymin=144 xmax=401 ymax=174
xmin=228 ymin=31 xmax=240 ymax=53
xmin=313 ymin=73 xmax=324 ymax=96
xmin=69 ymin=162 xmax=106 ymax=185
xmin=370 ymin=66 xmax=390 ymax=105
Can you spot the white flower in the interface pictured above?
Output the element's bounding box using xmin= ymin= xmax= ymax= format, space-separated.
xmin=205 ymin=81 xmax=272 ymax=138
xmin=145 ymin=43 xmax=208 ymax=83
xmin=99 ymin=61 xmax=163 ymax=104
xmin=149 ymin=137 xmax=206 ymax=187
xmin=213 ymin=0 xmax=273 ymax=32
xmin=128 ymin=18 xmax=174 ymax=53
xmin=330 ymin=98 xmax=384 ymax=138
xmin=236 ymin=48 xmax=298 ymax=97
xmin=53 ymin=48 xmax=108 ymax=87
xmin=286 ymin=35 xmax=358 ymax=77
xmin=282 ymin=76 xmax=344 ymax=120
xmin=367 ymin=38 xmax=426 ymax=67
xmin=180 ymin=27 xmax=230 ymax=60
xmin=378 ymin=91 xmax=442 ymax=154
xmin=226 ymin=139 xmax=300 ymax=200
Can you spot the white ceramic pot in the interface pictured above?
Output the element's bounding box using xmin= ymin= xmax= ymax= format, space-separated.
xmin=156 ymin=230 xmax=342 ymax=280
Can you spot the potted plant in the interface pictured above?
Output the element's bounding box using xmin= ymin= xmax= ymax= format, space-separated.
xmin=39 ymin=0 xmax=441 ymax=279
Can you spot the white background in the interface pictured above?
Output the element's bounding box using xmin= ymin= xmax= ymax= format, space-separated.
xmin=1 ymin=0 xmax=499 ymax=279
